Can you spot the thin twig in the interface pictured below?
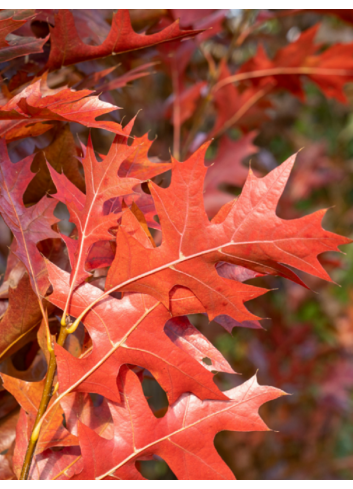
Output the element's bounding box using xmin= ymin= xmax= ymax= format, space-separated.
xmin=19 ymin=325 xmax=69 ymax=480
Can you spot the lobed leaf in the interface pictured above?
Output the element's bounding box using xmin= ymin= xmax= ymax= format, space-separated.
xmin=0 ymin=76 xmax=127 ymax=141
xmin=106 ymin=145 xmax=350 ymax=322
xmin=46 ymin=9 xmax=203 ymax=70
xmin=46 ymin=262 xmax=227 ymax=404
xmin=238 ymin=24 xmax=353 ymax=103
xmin=0 ymin=139 xmax=58 ymax=297
xmin=49 ymin=131 xmax=170 ymax=293
xmin=75 ymin=368 xmax=285 ymax=480
xmin=0 ymin=9 xmax=48 ymax=63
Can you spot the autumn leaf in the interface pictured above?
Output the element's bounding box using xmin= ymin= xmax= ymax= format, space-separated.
xmin=46 ymin=9 xmax=203 ymax=70
xmin=104 ymin=145 xmax=350 ymax=324
xmin=74 ymin=368 xmax=284 ymax=480
xmin=0 ymin=139 xmax=59 ymax=296
xmin=46 ymin=261 xmax=227 ymax=404
xmin=0 ymin=9 xmax=49 ymax=63
xmin=48 ymin=131 xmax=170 ymax=313
xmin=0 ymin=75 xmax=128 ymax=141
xmin=0 ymin=9 xmax=351 ymax=481
xmin=73 ymin=65 xmax=119 ymax=91
xmin=236 ymin=24 xmax=353 ymax=103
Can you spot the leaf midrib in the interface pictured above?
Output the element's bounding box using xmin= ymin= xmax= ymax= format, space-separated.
xmin=97 ymin=386 xmax=270 ymax=480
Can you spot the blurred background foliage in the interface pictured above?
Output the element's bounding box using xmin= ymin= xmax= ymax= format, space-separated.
xmin=1 ymin=8 xmax=353 ymax=480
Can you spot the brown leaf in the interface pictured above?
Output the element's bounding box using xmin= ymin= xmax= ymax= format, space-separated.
xmin=24 ymin=125 xmax=85 ymax=205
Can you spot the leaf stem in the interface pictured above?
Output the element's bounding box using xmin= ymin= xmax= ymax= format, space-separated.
xmin=19 ymin=326 xmax=69 ymax=480
xmin=211 ymin=66 xmax=353 ymax=93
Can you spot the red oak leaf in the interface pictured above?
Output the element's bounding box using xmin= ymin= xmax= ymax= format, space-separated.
xmin=0 ymin=139 xmax=58 ymax=297
xmin=48 ymin=134 xmax=136 ymax=289
xmin=0 ymin=75 xmax=127 ymax=141
xmin=106 ymin=144 xmax=350 ymax=323
xmin=46 ymin=9 xmax=203 ymax=70
xmin=75 ymin=368 xmax=284 ymax=480
xmin=1 ymin=8 xmax=352 ymax=482
xmin=238 ymin=24 xmax=353 ymax=103
xmin=49 ymin=132 xmax=169 ymax=297
xmin=0 ymin=9 xmax=48 ymax=63
xmin=46 ymin=261 xmax=227 ymax=404
xmin=73 ymin=65 xmax=119 ymax=91
xmin=168 ymin=9 xmax=227 ymax=44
